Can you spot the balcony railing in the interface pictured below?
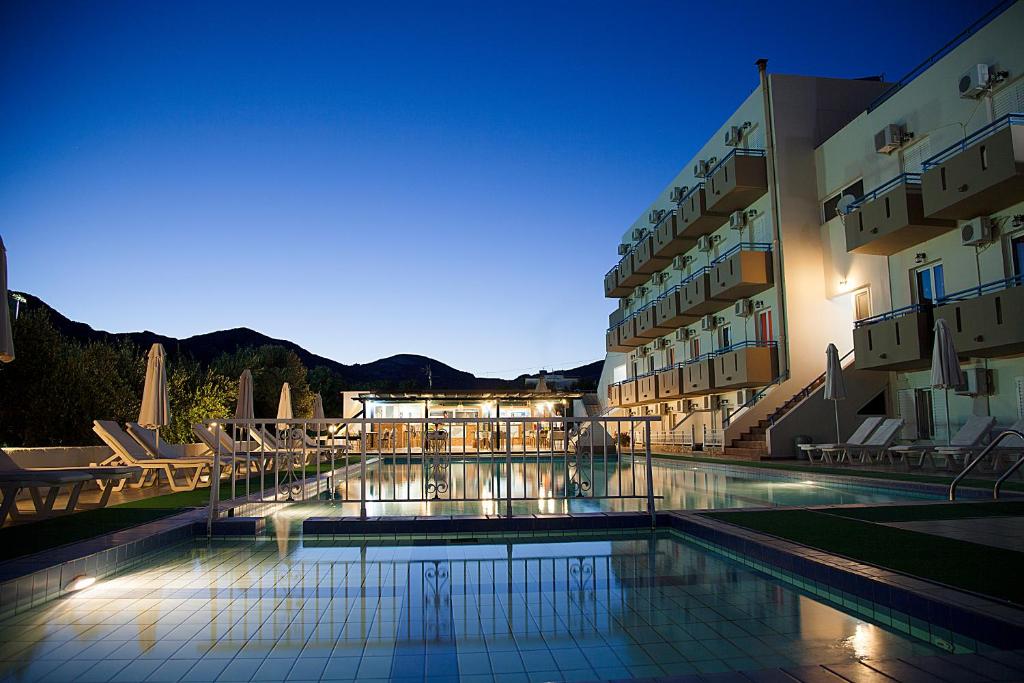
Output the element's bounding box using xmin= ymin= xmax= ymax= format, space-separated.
xmin=710 ymin=242 xmax=772 ymax=267
xmin=715 ymin=340 xmax=778 ymax=354
xmin=937 ymin=273 xmax=1024 ymax=304
xmin=922 ymin=114 xmax=1024 ymax=169
xmin=673 ymin=183 xmax=704 ymax=206
xmin=846 ymin=174 xmax=921 ymax=213
xmin=679 ymin=266 xmax=713 ymax=285
xmin=854 ymin=302 xmax=931 ymax=329
xmin=705 ymin=148 xmax=767 ymax=179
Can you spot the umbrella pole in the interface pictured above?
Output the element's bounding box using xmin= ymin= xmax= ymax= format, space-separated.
xmin=945 ymin=390 xmax=952 ymax=446
xmin=834 ymin=402 xmax=841 ymax=444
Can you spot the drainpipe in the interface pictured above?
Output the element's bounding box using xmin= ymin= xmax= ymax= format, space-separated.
xmin=756 ymin=58 xmax=790 ymax=381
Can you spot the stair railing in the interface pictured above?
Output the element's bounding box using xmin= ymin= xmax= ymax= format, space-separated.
xmin=764 ymin=349 xmax=854 ymax=428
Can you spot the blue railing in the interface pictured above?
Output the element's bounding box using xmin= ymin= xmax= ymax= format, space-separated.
xmin=846 ymin=174 xmax=921 ymax=213
xmin=673 ymin=183 xmax=705 ymax=205
xmin=652 ymin=208 xmax=676 ymax=230
xmin=937 ymin=273 xmax=1024 ymax=305
xmin=710 ymin=242 xmax=772 ymax=267
xmin=866 ymin=0 xmax=1014 ymax=113
xmin=922 ymin=113 xmax=1024 ymax=170
xmin=607 ymin=227 xmax=653 ymax=277
xmin=715 ymin=340 xmax=778 ymax=355
xmin=704 ymin=148 xmax=766 ymax=179
xmin=854 ymin=302 xmax=930 ymax=328
xmin=676 ymin=266 xmax=712 ymax=287
xmin=656 ymin=284 xmax=680 ymax=301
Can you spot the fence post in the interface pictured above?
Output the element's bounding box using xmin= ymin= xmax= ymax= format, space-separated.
xmin=505 ymin=419 xmax=513 ymax=518
xmin=359 ymin=421 xmax=367 ymax=520
xmin=645 ymin=419 xmax=655 ymax=528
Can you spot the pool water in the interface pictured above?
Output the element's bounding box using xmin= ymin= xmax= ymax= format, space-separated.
xmin=0 ymin=532 xmax=940 ymax=682
xmin=291 ymin=458 xmax=936 ymax=518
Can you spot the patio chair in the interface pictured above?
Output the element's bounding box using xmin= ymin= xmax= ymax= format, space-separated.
xmin=801 ymin=416 xmax=883 ymax=465
xmin=847 ymin=418 xmax=905 ymax=464
xmin=191 ymin=423 xmax=273 ymax=474
xmin=127 ymin=422 xmax=240 ymax=480
xmin=887 ymin=415 xmax=995 ymax=470
xmin=247 ymin=424 xmax=331 ymax=466
xmin=0 ymin=448 xmax=140 ymax=525
xmin=93 ymin=420 xmax=211 ymax=492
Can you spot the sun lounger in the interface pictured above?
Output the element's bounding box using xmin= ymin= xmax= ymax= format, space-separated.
xmin=846 ymin=418 xmax=904 ymax=464
xmin=0 ymin=448 xmax=140 ymax=525
xmin=93 ymin=420 xmax=212 ymax=492
xmin=887 ymin=415 xmax=995 ymax=470
xmin=192 ymin=423 xmax=273 ymax=474
xmin=248 ymin=425 xmax=331 ymax=466
xmin=802 ymin=416 xmax=884 ymax=465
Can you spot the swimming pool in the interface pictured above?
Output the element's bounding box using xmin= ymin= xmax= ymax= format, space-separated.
xmin=0 ymin=531 xmax=943 ymax=682
xmin=283 ymin=457 xmax=938 ymax=519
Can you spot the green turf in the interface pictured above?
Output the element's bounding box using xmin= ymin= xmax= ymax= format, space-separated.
xmin=653 ymin=452 xmax=1024 ymax=492
xmin=827 ymin=501 xmax=1024 ymax=523
xmin=705 ymin=508 xmax=1024 ymax=604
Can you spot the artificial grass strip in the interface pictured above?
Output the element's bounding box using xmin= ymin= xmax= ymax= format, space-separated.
xmin=0 ymin=508 xmax=182 ymax=563
xmin=653 ymin=452 xmax=1024 ymax=493
xmin=705 ymin=508 xmax=1024 ymax=605
xmin=827 ymin=501 xmax=1024 ymax=523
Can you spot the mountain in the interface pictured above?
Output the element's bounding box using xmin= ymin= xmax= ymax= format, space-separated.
xmin=14 ymin=292 xmax=601 ymax=390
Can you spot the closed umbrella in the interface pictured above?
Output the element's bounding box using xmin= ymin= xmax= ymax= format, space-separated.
xmin=823 ymin=343 xmax=847 ymax=443
xmin=931 ymin=318 xmax=966 ymax=445
xmin=235 ymin=369 xmax=254 ymax=420
xmin=277 ymin=382 xmax=293 ymax=430
xmin=139 ymin=343 xmax=170 ymax=450
xmin=312 ymin=393 xmax=325 ymax=421
xmin=0 ymin=237 xmax=14 ymax=363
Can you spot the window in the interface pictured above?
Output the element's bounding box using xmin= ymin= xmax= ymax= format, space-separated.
xmin=756 ymin=309 xmax=774 ymax=342
xmin=647 ymin=356 xmax=655 ymax=374
xmin=666 ymin=345 xmax=676 ymax=367
xmin=1012 ymin=234 xmax=1024 ymax=276
xmin=854 ymin=289 xmax=871 ymax=321
xmin=821 ymin=179 xmax=864 ymax=224
xmin=718 ymin=325 xmax=732 ymax=350
xmin=689 ymin=338 xmax=701 ymax=360
xmin=914 ymin=262 xmax=945 ymax=304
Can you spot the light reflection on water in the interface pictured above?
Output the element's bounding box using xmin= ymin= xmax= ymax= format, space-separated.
xmin=0 ymin=535 xmax=940 ymax=682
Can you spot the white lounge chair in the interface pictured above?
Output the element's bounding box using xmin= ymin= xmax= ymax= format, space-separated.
xmin=887 ymin=415 xmax=995 ymax=470
xmin=0 ymin=449 xmax=140 ymax=525
xmin=191 ymin=423 xmax=273 ymax=474
xmin=93 ymin=420 xmax=212 ymax=492
xmin=127 ymin=422 xmax=242 ymax=481
xmin=847 ymin=418 xmax=905 ymax=464
xmin=802 ymin=416 xmax=884 ymax=465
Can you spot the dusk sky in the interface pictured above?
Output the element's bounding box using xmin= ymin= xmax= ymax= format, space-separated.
xmin=1 ymin=0 xmax=983 ymax=377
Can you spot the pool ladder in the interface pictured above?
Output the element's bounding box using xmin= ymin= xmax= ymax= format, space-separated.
xmin=948 ymin=429 xmax=1024 ymax=501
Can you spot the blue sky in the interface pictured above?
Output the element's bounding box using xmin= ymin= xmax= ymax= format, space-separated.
xmin=0 ymin=0 xmax=985 ymax=377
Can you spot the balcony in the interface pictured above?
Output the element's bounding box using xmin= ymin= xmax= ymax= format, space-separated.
xmin=922 ymin=115 xmax=1024 ymax=220
xmin=617 ymin=316 xmax=645 ymax=348
xmin=653 ymin=209 xmax=695 ymax=259
xmin=705 ymin=149 xmax=768 ymax=213
xmin=679 ymin=268 xmax=727 ymax=317
xmin=709 ymin=243 xmax=773 ymax=301
xmin=632 ymin=234 xmax=671 ymax=275
xmin=935 ymin=275 xmax=1024 ymax=358
xmin=606 ymin=326 xmax=631 ymax=353
xmin=680 ymin=356 xmax=716 ymax=396
xmin=607 ymin=383 xmax=621 ymax=407
xmin=620 ymin=380 xmax=638 ymax=406
xmin=676 ymin=184 xmax=728 ymax=238
xmin=604 ymin=266 xmax=630 ymax=298
xmin=656 ymin=286 xmax=699 ymax=329
xmin=636 ymin=304 xmax=673 ymax=338
xmin=844 ymin=174 xmax=955 ymax=255
xmin=713 ymin=342 xmax=779 ymax=390
xmin=636 ymin=373 xmax=660 ymax=403
xmin=657 ymin=365 xmax=685 ymax=399
xmin=853 ymin=304 xmax=933 ymax=371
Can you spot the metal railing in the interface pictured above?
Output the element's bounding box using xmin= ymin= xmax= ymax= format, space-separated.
xmin=845 ymin=174 xmax=921 ymax=213
xmin=205 ymin=416 xmax=659 ymax=529
xmin=854 ymin=302 xmax=931 ymax=328
xmin=937 ymin=273 xmax=1024 ymax=305
xmin=922 ymin=113 xmax=1024 ymax=170
xmin=704 ymin=148 xmax=766 ymax=179
xmin=672 ymin=182 xmax=705 ymax=206
xmin=949 ymin=429 xmax=1024 ymax=501
xmin=709 ymin=242 xmax=772 ymax=267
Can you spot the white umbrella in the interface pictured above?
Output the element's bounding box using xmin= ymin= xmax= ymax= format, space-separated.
xmin=0 ymin=237 xmax=14 ymax=363
xmin=139 ymin=343 xmax=170 ymax=450
xmin=823 ymin=343 xmax=847 ymax=443
xmin=276 ymin=382 xmax=293 ymax=430
xmin=312 ymin=393 xmax=325 ymax=421
xmin=235 ymin=369 xmax=254 ymax=420
xmin=931 ymin=318 xmax=965 ymax=444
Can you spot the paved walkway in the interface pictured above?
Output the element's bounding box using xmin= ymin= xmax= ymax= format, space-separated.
xmin=888 ymin=515 xmax=1024 ymax=553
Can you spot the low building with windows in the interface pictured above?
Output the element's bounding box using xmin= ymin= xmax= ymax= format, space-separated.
xmin=599 ymin=1 xmax=1024 ymax=457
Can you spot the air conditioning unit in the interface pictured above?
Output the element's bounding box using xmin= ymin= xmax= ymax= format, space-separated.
xmin=619 ymin=296 xmax=631 ymax=307
xmin=737 ymin=389 xmax=756 ymax=404
xmin=654 ymin=272 xmax=669 ymax=285
xmin=638 ymin=346 xmax=651 ymax=357
xmin=958 ymin=64 xmax=991 ymax=98
xmin=649 ymin=208 xmax=666 ymax=225
xmin=697 ymin=235 xmax=714 ymax=252
xmin=729 ymin=210 xmax=747 ymax=230
xmin=955 ymin=367 xmax=993 ymax=396
xmin=669 ymin=185 xmax=689 ymax=203
xmin=636 ymin=286 xmax=648 ymax=297
xmin=631 ymin=228 xmax=646 ymax=241
xmin=724 ymin=126 xmax=742 ymax=147
xmin=656 ymin=338 xmax=671 ymax=349
xmin=700 ymin=314 xmax=717 ymax=331
xmin=617 ymin=243 xmax=630 ymax=256
xmin=702 ymin=395 xmax=721 ymax=410
xmin=672 ymin=254 xmax=691 ymax=270
xmin=675 ymin=328 xmax=694 ymax=341
xmin=693 ymin=160 xmax=710 ymax=178
xmin=961 ymin=216 xmax=994 ymax=246
xmin=734 ymin=299 xmax=753 ymax=317
xmin=874 ymin=124 xmax=907 ymax=154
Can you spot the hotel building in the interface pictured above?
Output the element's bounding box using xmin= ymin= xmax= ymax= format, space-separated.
xmin=598 ymin=1 xmax=1024 ymax=457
